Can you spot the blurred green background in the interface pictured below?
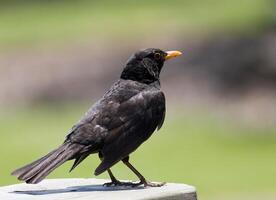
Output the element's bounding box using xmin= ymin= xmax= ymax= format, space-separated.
xmin=1 ymin=0 xmax=276 ymax=200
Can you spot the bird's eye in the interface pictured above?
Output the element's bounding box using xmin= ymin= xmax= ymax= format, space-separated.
xmin=154 ymin=53 xmax=161 ymax=60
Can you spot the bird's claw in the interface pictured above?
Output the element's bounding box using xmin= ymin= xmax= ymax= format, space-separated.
xmin=103 ymin=180 xmax=121 ymax=187
xmin=103 ymin=180 xmax=143 ymax=187
xmin=103 ymin=180 xmax=165 ymax=188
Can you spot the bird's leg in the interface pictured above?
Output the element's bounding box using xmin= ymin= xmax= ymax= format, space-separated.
xmin=105 ymin=168 xmax=142 ymax=187
xmin=107 ymin=169 xmax=118 ymax=183
xmin=122 ymin=157 xmax=165 ymax=187
xmin=99 ymin=153 xmax=138 ymax=187
xmin=98 ymin=153 xmax=121 ymax=186
xmin=102 ymin=166 xmax=141 ymax=187
xmin=102 ymin=169 xmax=123 ymax=187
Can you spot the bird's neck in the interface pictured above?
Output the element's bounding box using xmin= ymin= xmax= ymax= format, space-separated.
xmin=120 ymin=63 xmax=160 ymax=84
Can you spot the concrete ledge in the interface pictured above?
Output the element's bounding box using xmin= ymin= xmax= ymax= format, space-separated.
xmin=0 ymin=178 xmax=197 ymax=200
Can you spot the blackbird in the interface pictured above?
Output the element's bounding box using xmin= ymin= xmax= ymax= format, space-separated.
xmin=12 ymin=48 xmax=182 ymax=187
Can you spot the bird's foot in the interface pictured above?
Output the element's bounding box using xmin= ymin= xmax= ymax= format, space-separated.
xmin=103 ymin=179 xmax=165 ymax=188
xmin=142 ymin=180 xmax=166 ymax=187
xmin=103 ymin=180 xmax=143 ymax=187
xmin=103 ymin=180 xmax=121 ymax=187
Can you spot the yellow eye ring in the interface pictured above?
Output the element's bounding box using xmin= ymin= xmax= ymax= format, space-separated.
xmin=154 ymin=53 xmax=161 ymax=60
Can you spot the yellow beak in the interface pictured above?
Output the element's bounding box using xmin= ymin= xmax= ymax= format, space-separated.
xmin=165 ymin=50 xmax=182 ymax=60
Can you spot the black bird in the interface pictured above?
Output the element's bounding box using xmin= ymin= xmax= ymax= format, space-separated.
xmin=12 ymin=48 xmax=182 ymax=187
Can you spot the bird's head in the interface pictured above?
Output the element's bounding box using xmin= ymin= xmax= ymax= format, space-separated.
xmin=120 ymin=48 xmax=182 ymax=84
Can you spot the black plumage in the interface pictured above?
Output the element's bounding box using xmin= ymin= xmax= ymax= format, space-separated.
xmin=12 ymin=48 xmax=182 ymax=187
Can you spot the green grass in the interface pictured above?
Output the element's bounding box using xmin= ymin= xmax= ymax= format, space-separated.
xmin=0 ymin=105 xmax=276 ymax=199
xmin=0 ymin=0 xmax=271 ymax=48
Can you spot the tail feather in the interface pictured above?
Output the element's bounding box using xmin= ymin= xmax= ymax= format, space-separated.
xmin=12 ymin=149 xmax=56 ymax=177
xmin=26 ymin=148 xmax=76 ymax=184
xmin=14 ymin=148 xmax=60 ymax=181
xmin=94 ymin=157 xmax=118 ymax=176
xmin=69 ymin=153 xmax=89 ymax=172
xmin=19 ymin=146 xmax=67 ymax=182
xmin=12 ymin=142 xmax=82 ymax=184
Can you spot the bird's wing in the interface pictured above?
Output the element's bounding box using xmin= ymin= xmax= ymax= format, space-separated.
xmin=64 ymin=100 xmax=117 ymax=171
xmin=64 ymin=80 xmax=165 ymax=173
xmin=63 ymin=80 xmax=145 ymax=170
xmin=94 ymin=88 xmax=166 ymax=175
xmin=65 ymin=80 xmax=141 ymax=147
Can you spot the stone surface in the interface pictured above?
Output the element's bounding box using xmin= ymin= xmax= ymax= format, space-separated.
xmin=0 ymin=179 xmax=197 ymax=200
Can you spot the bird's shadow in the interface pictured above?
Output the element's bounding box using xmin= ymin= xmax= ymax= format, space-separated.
xmin=12 ymin=184 xmax=144 ymax=196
